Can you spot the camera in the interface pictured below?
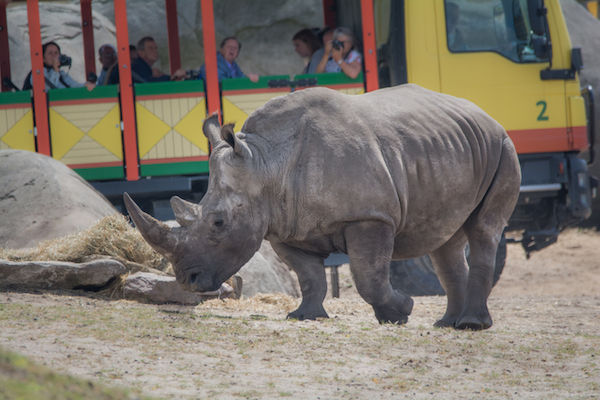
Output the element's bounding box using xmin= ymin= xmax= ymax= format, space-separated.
xmin=331 ymin=39 xmax=344 ymax=50
xmin=59 ymin=54 xmax=72 ymax=68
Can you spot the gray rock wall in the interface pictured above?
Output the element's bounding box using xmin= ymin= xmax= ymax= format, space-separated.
xmin=6 ymin=0 xmax=323 ymax=87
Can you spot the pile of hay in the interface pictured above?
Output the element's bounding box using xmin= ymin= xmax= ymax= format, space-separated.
xmin=0 ymin=215 xmax=170 ymax=274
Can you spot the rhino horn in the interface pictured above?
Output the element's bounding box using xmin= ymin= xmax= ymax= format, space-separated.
xmin=123 ymin=192 xmax=178 ymax=255
xmin=170 ymin=196 xmax=199 ymax=227
xmin=203 ymin=113 xmax=222 ymax=147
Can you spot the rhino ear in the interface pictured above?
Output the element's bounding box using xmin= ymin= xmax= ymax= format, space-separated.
xmin=221 ymin=123 xmax=236 ymax=148
xmin=170 ymin=196 xmax=199 ymax=227
xmin=203 ymin=113 xmax=222 ymax=147
xmin=123 ymin=192 xmax=179 ymax=255
xmin=221 ymin=124 xmax=252 ymax=159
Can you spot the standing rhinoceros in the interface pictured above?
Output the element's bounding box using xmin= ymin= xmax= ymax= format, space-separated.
xmin=124 ymin=84 xmax=521 ymax=330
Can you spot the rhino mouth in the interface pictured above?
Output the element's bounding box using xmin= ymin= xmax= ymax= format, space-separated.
xmin=196 ymin=282 xmax=233 ymax=297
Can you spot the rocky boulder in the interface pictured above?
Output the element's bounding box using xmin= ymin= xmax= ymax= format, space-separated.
xmin=0 ymin=258 xmax=126 ymax=290
xmin=0 ymin=150 xmax=118 ymax=249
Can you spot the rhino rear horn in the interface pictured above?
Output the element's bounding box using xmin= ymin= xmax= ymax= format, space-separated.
xmin=170 ymin=196 xmax=199 ymax=227
xmin=203 ymin=113 xmax=222 ymax=147
xmin=123 ymin=192 xmax=179 ymax=255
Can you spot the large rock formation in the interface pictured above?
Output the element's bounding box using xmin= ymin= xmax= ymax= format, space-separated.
xmin=0 ymin=150 xmax=118 ymax=249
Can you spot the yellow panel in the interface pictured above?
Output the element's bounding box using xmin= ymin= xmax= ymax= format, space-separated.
xmin=61 ymin=136 xmax=120 ymax=165
xmin=52 ymin=102 xmax=115 ymax=133
xmin=142 ymin=131 xmax=204 ymax=160
xmin=405 ymin=0 xmax=440 ymax=90
xmin=222 ymin=97 xmax=249 ymax=132
xmin=136 ymin=103 xmax=171 ymax=158
xmin=1 ymin=110 xmax=35 ymax=151
xmin=432 ymin=0 xmax=568 ymax=132
xmin=174 ymin=100 xmax=209 ymax=154
xmin=568 ymin=96 xmax=587 ymax=128
xmin=336 ymin=87 xmax=364 ymax=95
xmin=49 ymin=109 xmax=85 ymax=160
xmin=87 ymin=105 xmax=123 ymax=159
xmin=0 ymin=107 xmax=27 ymax=136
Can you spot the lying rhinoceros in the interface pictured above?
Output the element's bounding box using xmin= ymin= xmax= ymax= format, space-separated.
xmin=124 ymin=84 xmax=520 ymax=330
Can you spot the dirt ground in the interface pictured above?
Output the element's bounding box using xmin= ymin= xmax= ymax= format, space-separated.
xmin=1 ymin=228 xmax=599 ymax=399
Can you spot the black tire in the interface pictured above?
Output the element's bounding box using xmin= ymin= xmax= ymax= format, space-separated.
xmin=389 ymin=234 xmax=507 ymax=296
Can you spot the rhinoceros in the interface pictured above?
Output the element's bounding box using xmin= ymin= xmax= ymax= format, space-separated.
xmin=124 ymin=84 xmax=521 ymax=330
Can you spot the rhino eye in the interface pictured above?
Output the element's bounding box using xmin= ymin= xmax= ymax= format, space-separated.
xmin=214 ymin=219 xmax=224 ymax=227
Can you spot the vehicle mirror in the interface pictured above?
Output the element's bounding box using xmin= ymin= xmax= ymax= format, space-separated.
xmin=571 ymin=48 xmax=583 ymax=71
xmin=528 ymin=0 xmax=547 ymax=36
xmin=531 ymin=34 xmax=551 ymax=61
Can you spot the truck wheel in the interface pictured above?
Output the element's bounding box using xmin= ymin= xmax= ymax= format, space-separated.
xmin=389 ymin=234 xmax=507 ymax=296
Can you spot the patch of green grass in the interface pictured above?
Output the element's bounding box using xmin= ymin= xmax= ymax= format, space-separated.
xmin=0 ymin=347 xmax=157 ymax=400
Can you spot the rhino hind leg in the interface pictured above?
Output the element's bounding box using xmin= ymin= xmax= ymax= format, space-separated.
xmin=456 ymin=139 xmax=521 ymax=331
xmin=429 ymin=231 xmax=469 ymax=328
xmin=345 ymin=221 xmax=414 ymax=324
xmin=269 ymin=241 xmax=329 ymax=320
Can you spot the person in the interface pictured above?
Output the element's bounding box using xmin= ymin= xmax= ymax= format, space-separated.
xmin=131 ymin=36 xmax=186 ymax=83
xmin=96 ymin=44 xmax=117 ymax=85
xmin=315 ymin=27 xmax=362 ymax=79
xmin=23 ymin=41 xmax=95 ymax=91
xmin=199 ymin=36 xmax=259 ymax=82
xmin=129 ymin=44 xmax=138 ymax=62
xmin=292 ymin=28 xmax=322 ymax=74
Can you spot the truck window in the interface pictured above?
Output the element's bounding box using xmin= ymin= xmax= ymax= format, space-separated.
xmin=445 ymin=0 xmax=550 ymax=63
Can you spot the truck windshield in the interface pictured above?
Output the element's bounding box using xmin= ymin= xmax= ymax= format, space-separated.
xmin=445 ymin=0 xmax=550 ymax=63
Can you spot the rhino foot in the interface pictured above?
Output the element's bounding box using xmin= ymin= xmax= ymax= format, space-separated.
xmin=287 ymin=305 xmax=329 ymax=321
xmin=433 ymin=318 xmax=456 ymax=329
xmin=373 ymin=295 xmax=414 ymax=325
xmin=455 ymin=314 xmax=493 ymax=331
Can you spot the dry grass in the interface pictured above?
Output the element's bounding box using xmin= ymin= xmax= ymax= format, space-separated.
xmin=0 ymin=215 xmax=170 ymax=274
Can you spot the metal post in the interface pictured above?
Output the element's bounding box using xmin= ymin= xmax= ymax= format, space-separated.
xmin=0 ymin=1 xmax=11 ymax=92
xmin=200 ymin=0 xmax=221 ymax=118
xmin=114 ymin=0 xmax=139 ymax=181
xmin=27 ymin=0 xmax=51 ymax=156
xmin=80 ymin=0 xmax=96 ymax=78
xmin=360 ymin=0 xmax=379 ymax=92
xmin=165 ymin=0 xmax=182 ymax=74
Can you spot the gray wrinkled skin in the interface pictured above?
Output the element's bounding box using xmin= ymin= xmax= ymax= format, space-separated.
xmin=125 ymin=84 xmax=521 ymax=330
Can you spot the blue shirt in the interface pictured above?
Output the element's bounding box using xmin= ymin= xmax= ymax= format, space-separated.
xmin=199 ymin=52 xmax=246 ymax=82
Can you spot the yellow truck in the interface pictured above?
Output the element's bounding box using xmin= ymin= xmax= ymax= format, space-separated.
xmin=358 ymin=0 xmax=596 ymax=293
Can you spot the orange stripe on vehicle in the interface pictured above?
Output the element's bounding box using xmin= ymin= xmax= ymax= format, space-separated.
xmin=222 ymin=88 xmax=290 ymax=96
xmin=49 ymin=98 xmax=117 ymax=106
xmin=140 ymin=155 xmax=209 ymax=164
xmin=136 ymin=92 xmax=205 ymax=101
xmin=508 ymin=126 xmax=588 ymax=154
xmin=0 ymin=103 xmax=30 ymax=110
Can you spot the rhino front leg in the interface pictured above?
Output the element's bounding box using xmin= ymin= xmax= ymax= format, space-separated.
xmin=270 ymin=241 xmax=329 ymax=320
xmin=344 ymin=221 xmax=414 ymax=324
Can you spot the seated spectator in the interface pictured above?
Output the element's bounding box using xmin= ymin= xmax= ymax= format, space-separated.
xmin=96 ymin=44 xmax=118 ymax=85
xmin=129 ymin=44 xmax=138 ymax=61
xmin=23 ymin=41 xmax=95 ymax=91
xmin=132 ymin=36 xmax=186 ymax=83
xmin=292 ymin=28 xmax=322 ymax=74
xmin=199 ymin=37 xmax=259 ymax=82
xmin=316 ymin=27 xmax=362 ymax=79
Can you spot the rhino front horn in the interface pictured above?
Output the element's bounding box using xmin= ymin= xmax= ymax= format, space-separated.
xmin=123 ymin=192 xmax=178 ymax=255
